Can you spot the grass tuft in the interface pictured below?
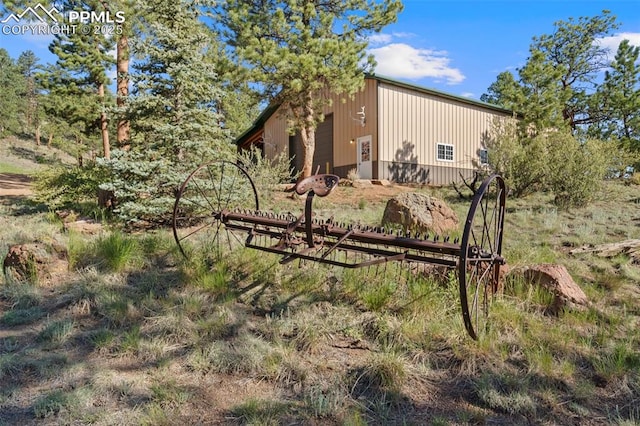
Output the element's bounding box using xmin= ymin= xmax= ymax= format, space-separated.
xmin=95 ymin=231 xmax=141 ymax=272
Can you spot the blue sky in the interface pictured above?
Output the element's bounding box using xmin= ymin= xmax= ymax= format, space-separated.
xmin=368 ymin=0 xmax=640 ymax=99
xmin=1 ymin=0 xmax=639 ymax=101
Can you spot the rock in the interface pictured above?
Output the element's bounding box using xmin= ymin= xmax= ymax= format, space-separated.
xmin=3 ymin=242 xmax=68 ymax=283
xmin=514 ymin=264 xmax=589 ymax=313
xmin=56 ymin=210 xmax=104 ymax=234
xmin=372 ymin=179 xmax=392 ymax=186
xmin=352 ymin=179 xmax=373 ymax=189
xmin=382 ymin=192 xmax=459 ymax=236
xmin=63 ymin=219 xmax=103 ymax=235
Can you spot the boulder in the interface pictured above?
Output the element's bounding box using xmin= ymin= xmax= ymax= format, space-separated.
xmin=382 ymin=193 xmax=459 ymax=236
xmin=352 ymin=179 xmax=373 ymax=189
xmin=3 ymin=243 xmax=68 ymax=283
xmin=63 ymin=219 xmax=103 ymax=235
xmin=513 ymin=264 xmax=589 ymax=313
xmin=372 ymin=179 xmax=392 ymax=187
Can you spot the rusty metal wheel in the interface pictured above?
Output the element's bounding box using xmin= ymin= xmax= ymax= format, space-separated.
xmin=459 ymin=174 xmax=506 ymax=340
xmin=172 ymin=161 xmax=259 ymax=260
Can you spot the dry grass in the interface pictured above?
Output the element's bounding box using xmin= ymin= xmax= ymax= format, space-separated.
xmin=1 ymin=140 xmax=639 ymax=424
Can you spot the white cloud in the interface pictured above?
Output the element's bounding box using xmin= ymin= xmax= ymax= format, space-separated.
xmin=597 ymin=32 xmax=640 ymax=59
xmin=368 ymin=32 xmax=415 ymax=46
xmin=368 ymin=33 xmax=393 ymax=45
xmin=368 ymin=42 xmax=465 ymax=85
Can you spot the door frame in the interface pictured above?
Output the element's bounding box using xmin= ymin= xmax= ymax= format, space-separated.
xmin=356 ymin=135 xmax=372 ymax=179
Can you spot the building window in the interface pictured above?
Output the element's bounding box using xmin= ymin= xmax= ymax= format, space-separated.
xmin=436 ymin=143 xmax=454 ymax=162
xmin=479 ymin=149 xmax=489 ymax=165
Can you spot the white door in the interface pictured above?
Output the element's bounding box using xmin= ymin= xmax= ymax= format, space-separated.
xmin=357 ymin=135 xmax=372 ymax=179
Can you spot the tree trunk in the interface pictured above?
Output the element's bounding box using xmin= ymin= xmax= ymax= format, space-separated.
xmin=298 ymin=98 xmax=316 ymax=179
xmin=116 ymin=32 xmax=130 ymax=149
xmin=47 ymin=131 xmax=53 ymax=147
xmin=97 ymin=82 xmax=114 ymax=208
xmin=35 ymin=124 xmax=41 ymax=146
xmin=300 ymin=126 xmax=316 ymax=179
xmin=98 ymin=82 xmax=110 ymax=159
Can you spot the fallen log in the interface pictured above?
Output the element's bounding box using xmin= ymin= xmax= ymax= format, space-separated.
xmin=569 ymin=239 xmax=640 ymax=262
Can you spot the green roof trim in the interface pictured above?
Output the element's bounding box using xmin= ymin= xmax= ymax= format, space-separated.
xmin=234 ymin=103 xmax=280 ymax=146
xmin=235 ymin=74 xmax=514 ymax=146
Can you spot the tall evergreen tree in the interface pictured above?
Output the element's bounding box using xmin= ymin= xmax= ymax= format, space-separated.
xmin=44 ymin=0 xmax=116 ymax=157
xmin=16 ymin=50 xmax=42 ymax=143
xmin=100 ymin=0 xmax=231 ymax=223
xmin=98 ymin=0 xmax=134 ymax=149
xmin=0 ymin=49 xmax=24 ymax=135
xmin=219 ymin=0 xmax=402 ymax=179
xmin=482 ymin=10 xmax=619 ymax=133
xmin=598 ymin=39 xmax=640 ymax=151
xmin=531 ymin=11 xmax=618 ymax=129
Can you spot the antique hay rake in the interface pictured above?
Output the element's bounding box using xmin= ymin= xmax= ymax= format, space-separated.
xmin=172 ymin=161 xmax=506 ymax=339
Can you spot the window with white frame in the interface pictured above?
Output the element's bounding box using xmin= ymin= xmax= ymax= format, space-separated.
xmin=436 ymin=143 xmax=454 ymax=162
xmin=479 ymin=149 xmax=489 ymax=165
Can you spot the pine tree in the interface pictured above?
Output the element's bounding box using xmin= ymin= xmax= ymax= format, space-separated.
xmin=530 ymin=11 xmax=618 ymax=129
xmin=598 ymin=40 xmax=640 ymax=151
xmin=219 ymin=0 xmax=402 ymax=179
xmin=99 ymin=0 xmax=232 ymax=223
xmin=16 ymin=50 xmax=42 ymax=143
xmin=0 ymin=49 xmax=24 ymax=136
xmin=44 ymin=0 xmax=116 ymax=158
xmin=482 ymin=10 xmax=619 ymax=133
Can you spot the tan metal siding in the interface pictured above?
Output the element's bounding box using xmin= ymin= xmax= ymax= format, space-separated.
xmin=377 ymin=83 xmax=509 ymax=185
xmin=263 ymin=79 xmax=379 ymax=178
xmin=263 ymin=112 xmax=289 ymax=159
xmin=329 ymin=78 xmax=378 ymax=174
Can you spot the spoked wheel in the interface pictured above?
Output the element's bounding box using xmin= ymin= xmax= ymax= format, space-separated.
xmin=172 ymin=161 xmax=259 ymax=260
xmin=459 ymin=174 xmax=506 ymax=340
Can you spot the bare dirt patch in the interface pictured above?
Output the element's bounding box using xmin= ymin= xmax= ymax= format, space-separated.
xmin=0 ymin=173 xmax=33 ymax=197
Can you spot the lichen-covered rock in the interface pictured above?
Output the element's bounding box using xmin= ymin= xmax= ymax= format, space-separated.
xmin=382 ymin=193 xmax=459 ymax=236
xmin=511 ymin=264 xmax=589 ymax=314
xmin=3 ymin=243 xmax=68 ymax=283
xmin=352 ymin=179 xmax=373 ymax=189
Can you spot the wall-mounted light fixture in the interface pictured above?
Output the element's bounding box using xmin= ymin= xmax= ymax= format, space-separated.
xmin=349 ymin=139 xmax=355 ymax=145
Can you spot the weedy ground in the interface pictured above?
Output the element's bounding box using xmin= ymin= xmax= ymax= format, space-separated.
xmin=0 ymin=137 xmax=639 ymax=425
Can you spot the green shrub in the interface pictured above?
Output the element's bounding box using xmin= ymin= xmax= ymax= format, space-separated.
xmin=238 ymin=146 xmax=294 ymax=192
xmin=33 ymin=162 xmax=108 ymax=212
xmin=485 ymin=118 xmax=548 ymax=197
xmin=547 ymin=136 xmax=608 ymax=208
xmin=487 ymin=120 xmax=609 ymax=207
